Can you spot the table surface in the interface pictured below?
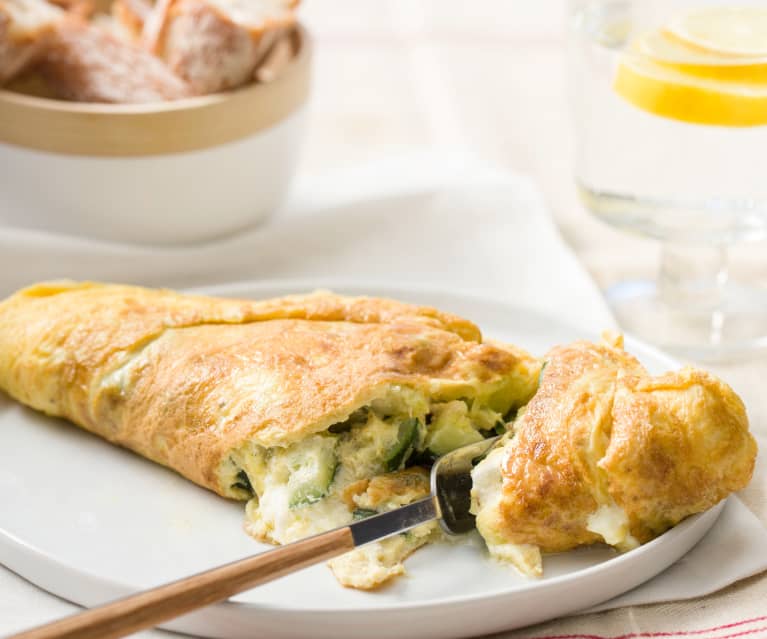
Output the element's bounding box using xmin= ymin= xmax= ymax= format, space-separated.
xmin=297 ymin=1 xmax=767 ymax=637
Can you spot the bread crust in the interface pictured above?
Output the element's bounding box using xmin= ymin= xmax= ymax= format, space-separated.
xmin=0 ymin=0 xmax=64 ymax=83
xmin=111 ymin=0 xmax=150 ymax=41
xmin=143 ymin=0 xmax=296 ymax=93
xmin=37 ymin=21 xmax=190 ymax=102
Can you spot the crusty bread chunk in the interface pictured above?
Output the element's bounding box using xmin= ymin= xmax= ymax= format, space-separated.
xmin=48 ymin=0 xmax=94 ymax=19
xmin=144 ymin=0 xmax=297 ymax=94
xmin=38 ymin=20 xmax=191 ymax=102
xmin=110 ymin=0 xmax=150 ymax=41
xmin=0 ymin=0 xmax=64 ymax=83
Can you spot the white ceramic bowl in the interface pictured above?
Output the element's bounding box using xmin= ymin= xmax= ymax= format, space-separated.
xmin=0 ymin=28 xmax=310 ymax=245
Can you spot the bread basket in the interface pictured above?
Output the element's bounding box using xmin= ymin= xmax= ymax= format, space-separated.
xmin=0 ymin=26 xmax=310 ymax=245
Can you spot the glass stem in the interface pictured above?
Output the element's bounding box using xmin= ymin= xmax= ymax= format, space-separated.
xmin=658 ymin=243 xmax=729 ymax=313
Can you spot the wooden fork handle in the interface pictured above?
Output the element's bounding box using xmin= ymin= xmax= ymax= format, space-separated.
xmin=9 ymin=527 xmax=355 ymax=639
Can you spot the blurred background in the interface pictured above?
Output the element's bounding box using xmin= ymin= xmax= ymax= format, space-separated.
xmin=300 ymin=0 xmax=619 ymax=281
xmin=299 ymin=0 xmax=766 ymax=301
xmin=288 ymin=0 xmax=767 ymax=425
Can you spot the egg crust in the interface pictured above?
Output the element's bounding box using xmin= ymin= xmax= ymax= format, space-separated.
xmin=0 ymin=280 xmax=539 ymax=497
xmin=472 ymin=334 xmax=757 ymax=576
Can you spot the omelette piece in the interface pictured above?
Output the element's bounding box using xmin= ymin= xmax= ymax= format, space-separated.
xmin=327 ymin=468 xmax=439 ymax=588
xmin=471 ymin=334 xmax=757 ymax=577
xmin=0 ymin=281 xmax=541 ymax=589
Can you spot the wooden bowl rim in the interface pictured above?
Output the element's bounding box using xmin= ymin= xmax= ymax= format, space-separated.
xmin=0 ymin=25 xmax=311 ymax=155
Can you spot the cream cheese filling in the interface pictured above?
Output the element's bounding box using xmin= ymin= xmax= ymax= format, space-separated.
xmin=586 ymin=502 xmax=639 ymax=550
xmin=225 ymin=384 xmax=511 ymax=587
xmin=470 ymin=440 xmax=544 ymax=577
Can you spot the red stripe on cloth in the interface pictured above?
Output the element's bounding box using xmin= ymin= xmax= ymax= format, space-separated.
xmin=717 ymin=627 xmax=767 ymax=639
xmin=529 ymin=617 xmax=767 ymax=639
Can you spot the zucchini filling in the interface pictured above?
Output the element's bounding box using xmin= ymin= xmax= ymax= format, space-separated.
xmin=225 ymin=385 xmax=513 ymax=589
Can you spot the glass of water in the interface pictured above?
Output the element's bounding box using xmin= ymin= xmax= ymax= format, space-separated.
xmin=569 ymin=0 xmax=767 ymax=361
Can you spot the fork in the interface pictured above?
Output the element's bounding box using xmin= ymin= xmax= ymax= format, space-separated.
xmin=7 ymin=436 xmax=500 ymax=639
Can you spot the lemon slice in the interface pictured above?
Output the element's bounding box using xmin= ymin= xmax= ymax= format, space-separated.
xmin=615 ymin=54 xmax=767 ymax=126
xmin=666 ymin=6 xmax=767 ymax=57
xmin=634 ymin=29 xmax=767 ymax=83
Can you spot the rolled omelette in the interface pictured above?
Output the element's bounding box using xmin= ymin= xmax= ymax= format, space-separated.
xmin=470 ymin=333 xmax=757 ymax=577
xmin=0 ymin=281 xmax=541 ymax=588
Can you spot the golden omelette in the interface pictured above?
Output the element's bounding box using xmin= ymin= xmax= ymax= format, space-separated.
xmin=0 ymin=283 xmax=756 ymax=586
